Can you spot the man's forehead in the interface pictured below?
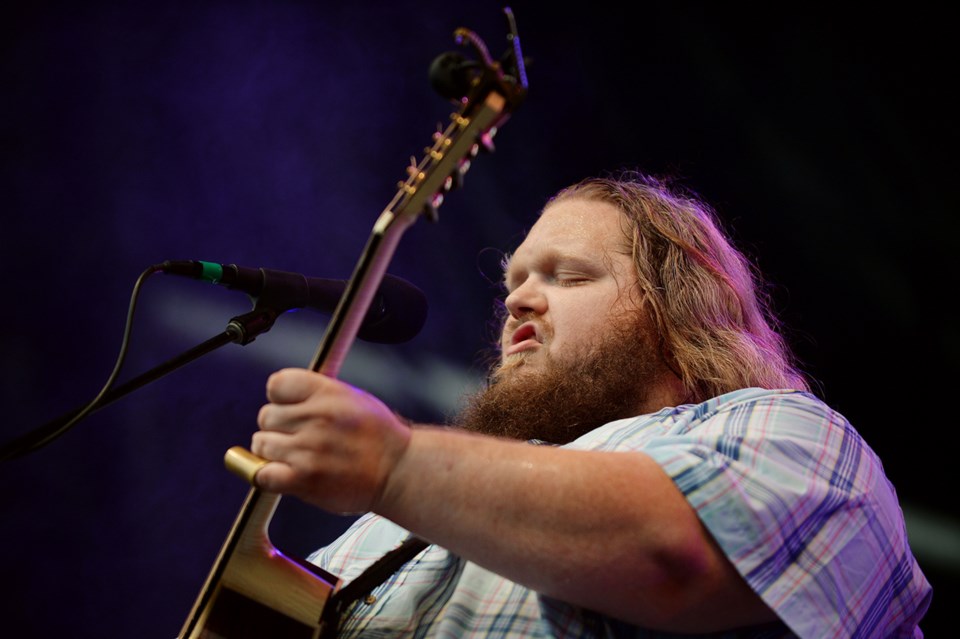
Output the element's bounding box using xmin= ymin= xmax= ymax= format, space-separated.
xmin=504 ymin=200 xmax=628 ymax=268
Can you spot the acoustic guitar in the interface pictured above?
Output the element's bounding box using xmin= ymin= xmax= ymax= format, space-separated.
xmin=178 ymin=9 xmax=527 ymax=638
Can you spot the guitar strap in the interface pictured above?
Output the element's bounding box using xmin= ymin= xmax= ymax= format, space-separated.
xmin=318 ymin=442 xmax=557 ymax=635
xmin=318 ymin=535 xmax=430 ymax=637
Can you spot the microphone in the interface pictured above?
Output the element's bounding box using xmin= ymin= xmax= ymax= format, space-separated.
xmin=160 ymin=260 xmax=428 ymax=344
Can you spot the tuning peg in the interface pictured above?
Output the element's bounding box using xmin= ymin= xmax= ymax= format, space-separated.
xmin=423 ymin=194 xmax=442 ymax=222
xmin=424 ymin=146 xmax=444 ymax=162
xmin=479 ymin=129 xmax=497 ymax=153
xmin=406 ymin=156 xmax=418 ymax=176
xmin=440 ymin=163 xmax=466 ymax=192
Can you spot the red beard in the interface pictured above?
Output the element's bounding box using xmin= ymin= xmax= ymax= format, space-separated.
xmin=455 ymin=312 xmax=666 ymax=444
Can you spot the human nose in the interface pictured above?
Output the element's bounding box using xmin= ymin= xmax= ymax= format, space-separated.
xmin=504 ymin=276 xmax=547 ymax=318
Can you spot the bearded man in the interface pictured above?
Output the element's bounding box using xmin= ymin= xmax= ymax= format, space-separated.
xmin=252 ymin=173 xmax=931 ymax=637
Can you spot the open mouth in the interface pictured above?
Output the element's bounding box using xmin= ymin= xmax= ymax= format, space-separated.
xmin=505 ymin=322 xmax=541 ymax=355
xmin=511 ymin=323 xmax=538 ymax=344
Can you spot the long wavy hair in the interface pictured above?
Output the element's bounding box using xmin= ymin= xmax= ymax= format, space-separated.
xmin=548 ymin=171 xmax=809 ymax=401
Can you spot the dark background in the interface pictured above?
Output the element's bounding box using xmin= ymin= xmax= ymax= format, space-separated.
xmin=1 ymin=2 xmax=955 ymax=636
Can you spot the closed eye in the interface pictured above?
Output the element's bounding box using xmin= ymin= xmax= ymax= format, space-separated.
xmin=553 ymin=267 xmax=596 ymax=286
xmin=555 ymin=276 xmax=590 ymax=287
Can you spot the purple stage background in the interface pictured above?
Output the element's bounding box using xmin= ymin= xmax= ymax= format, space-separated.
xmin=2 ymin=2 xmax=955 ymax=636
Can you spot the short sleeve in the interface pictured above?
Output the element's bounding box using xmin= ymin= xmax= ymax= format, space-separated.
xmin=575 ymin=390 xmax=931 ymax=638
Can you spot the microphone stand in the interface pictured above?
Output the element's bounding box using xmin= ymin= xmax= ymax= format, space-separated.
xmin=0 ymin=306 xmax=280 ymax=462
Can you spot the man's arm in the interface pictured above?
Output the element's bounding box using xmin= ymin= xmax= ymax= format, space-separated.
xmin=252 ymin=368 xmax=776 ymax=632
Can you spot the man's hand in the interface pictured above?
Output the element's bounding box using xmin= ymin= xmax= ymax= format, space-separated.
xmin=252 ymin=368 xmax=412 ymax=514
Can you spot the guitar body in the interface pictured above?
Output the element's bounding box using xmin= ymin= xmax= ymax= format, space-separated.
xmin=179 ymin=10 xmax=526 ymax=638
xmin=179 ymin=491 xmax=339 ymax=639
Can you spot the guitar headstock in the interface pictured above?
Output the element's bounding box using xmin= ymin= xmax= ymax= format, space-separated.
xmin=378 ymin=7 xmax=527 ymax=233
xmin=307 ymin=8 xmax=528 ymax=376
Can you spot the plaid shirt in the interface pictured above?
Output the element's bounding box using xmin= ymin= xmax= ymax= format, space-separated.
xmin=309 ymin=389 xmax=931 ymax=638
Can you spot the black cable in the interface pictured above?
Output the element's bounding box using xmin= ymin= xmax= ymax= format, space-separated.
xmin=0 ymin=263 xmax=163 ymax=461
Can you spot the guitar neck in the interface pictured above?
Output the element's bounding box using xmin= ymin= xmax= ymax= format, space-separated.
xmin=179 ymin=18 xmax=525 ymax=635
xmin=309 ymin=91 xmax=508 ymax=377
